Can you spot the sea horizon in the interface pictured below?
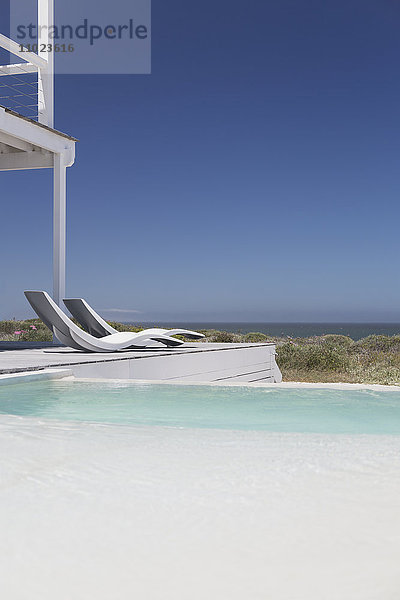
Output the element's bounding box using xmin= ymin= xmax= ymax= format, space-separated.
xmin=124 ymin=322 xmax=400 ymax=341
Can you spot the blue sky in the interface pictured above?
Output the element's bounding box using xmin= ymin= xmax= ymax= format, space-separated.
xmin=1 ymin=0 xmax=400 ymax=322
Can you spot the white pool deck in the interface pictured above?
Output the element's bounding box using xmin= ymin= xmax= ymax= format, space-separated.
xmin=0 ymin=341 xmax=281 ymax=383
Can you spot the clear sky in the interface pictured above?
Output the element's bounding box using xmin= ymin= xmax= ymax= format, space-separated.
xmin=1 ymin=0 xmax=400 ymax=322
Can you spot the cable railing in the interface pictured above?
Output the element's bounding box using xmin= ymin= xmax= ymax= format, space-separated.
xmin=0 ymin=67 xmax=39 ymax=120
xmin=0 ymin=1 xmax=54 ymax=128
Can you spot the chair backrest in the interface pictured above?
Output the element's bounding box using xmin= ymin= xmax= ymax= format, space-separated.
xmin=24 ymin=291 xmax=81 ymax=337
xmin=63 ymin=298 xmax=116 ymax=337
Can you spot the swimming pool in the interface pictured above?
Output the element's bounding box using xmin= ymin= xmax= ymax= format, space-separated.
xmin=1 ymin=378 xmax=400 ymax=599
xmin=1 ymin=379 xmax=400 ymax=434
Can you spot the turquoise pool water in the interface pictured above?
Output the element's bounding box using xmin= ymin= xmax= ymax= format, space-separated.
xmin=1 ymin=380 xmax=400 ymax=434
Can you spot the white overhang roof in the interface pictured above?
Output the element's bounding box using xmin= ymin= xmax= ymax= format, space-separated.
xmin=0 ymin=105 xmax=77 ymax=171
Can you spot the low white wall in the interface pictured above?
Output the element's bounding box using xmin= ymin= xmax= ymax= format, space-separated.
xmin=71 ymin=344 xmax=281 ymax=383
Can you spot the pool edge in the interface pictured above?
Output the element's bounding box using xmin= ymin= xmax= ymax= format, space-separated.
xmin=0 ymin=369 xmax=74 ymax=386
xmin=71 ymin=377 xmax=400 ymax=392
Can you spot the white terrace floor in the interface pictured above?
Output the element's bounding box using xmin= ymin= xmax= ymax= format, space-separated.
xmin=0 ymin=342 xmax=277 ymax=383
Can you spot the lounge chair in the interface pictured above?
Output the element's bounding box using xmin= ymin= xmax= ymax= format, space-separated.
xmin=24 ymin=291 xmax=191 ymax=352
xmin=63 ymin=297 xmax=204 ymax=341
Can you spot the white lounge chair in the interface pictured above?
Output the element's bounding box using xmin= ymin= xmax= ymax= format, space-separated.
xmin=24 ymin=291 xmax=189 ymax=352
xmin=63 ymin=297 xmax=204 ymax=341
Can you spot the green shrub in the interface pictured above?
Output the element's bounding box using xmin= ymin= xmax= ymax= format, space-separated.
xmin=352 ymin=335 xmax=400 ymax=353
xmin=275 ymin=342 xmax=304 ymax=369
xmin=304 ymin=344 xmax=350 ymax=371
xmin=210 ymin=331 xmax=239 ymax=343
xmin=106 ymin=321 xmax=144 ymax=333
xmin=319 ymin=334 xmax=354 ymax=348
xmin=243 ymin=332 xmax=268 ymax=343
xmin=201 ymin=329 xmax=222 ymax=338
xmin=18 ymin=327 xmax=52 ymax=342
xmin=276 ymin=341 xmax=350 ymax=372
xmin=0 ymin=319 xmax=52 ymax=342
xmin=0 ymin=320 xmax=26 ymax=335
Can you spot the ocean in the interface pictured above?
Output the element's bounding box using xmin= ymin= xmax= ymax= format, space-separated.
xmin=133 ymin=322 xmax=400 ymax=341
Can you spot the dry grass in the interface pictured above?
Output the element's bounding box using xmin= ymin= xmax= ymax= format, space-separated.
xmin=275 ymin=334 xmax=400 ymax=386
xmin=281 ymin=369 xmax=360 ymax=383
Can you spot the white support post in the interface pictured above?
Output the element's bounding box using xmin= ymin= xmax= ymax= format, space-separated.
xmin=53 ymin=153 xmax=66 ymax=306
xmin=38 ymin=0 xmax=54 ymax=127
xmin=39 ymin=0 xmax=58 ymax=303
